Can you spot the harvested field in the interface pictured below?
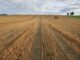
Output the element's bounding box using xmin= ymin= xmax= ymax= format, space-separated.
xmin=0 ymin=15 xmax=80 ymax=60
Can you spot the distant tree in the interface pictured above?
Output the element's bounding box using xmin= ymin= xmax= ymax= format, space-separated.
xmin=0 ymin=14 xmax=8 ymax=16
xmin=67 ymin=13 xmax=69 ymax=16
xmin=70 ymin=12 xmax=74 ymax=16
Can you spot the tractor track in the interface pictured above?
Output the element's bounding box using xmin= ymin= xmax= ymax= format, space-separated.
xmin=0 ymin=23 xmax=33 ymax=52
xmin=41 ymin=21 xmax=80 ymax=60
xmin=0 ymin=20 xmax=37 ymax=60
xmin=40 ymin=16 xmax=80 ymax=60
xmin=0 ymin=20 xmax=36 ymax=52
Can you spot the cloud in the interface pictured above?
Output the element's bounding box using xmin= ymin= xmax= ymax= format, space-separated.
xmin=0 ymin=0 xmax=80 ymax=15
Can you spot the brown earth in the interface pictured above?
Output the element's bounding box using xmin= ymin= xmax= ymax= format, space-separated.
xmin=0 ymin=15 xmax=80 ymax=60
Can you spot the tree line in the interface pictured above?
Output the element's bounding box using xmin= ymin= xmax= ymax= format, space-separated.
xmin=67 ymin=12 xmax=74 ymax=16
xmin=0 ymin=14 xmax=8 ymax=16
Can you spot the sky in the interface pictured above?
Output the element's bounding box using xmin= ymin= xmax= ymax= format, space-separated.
xmin=0 ymin=0 xmax=80 ymax=15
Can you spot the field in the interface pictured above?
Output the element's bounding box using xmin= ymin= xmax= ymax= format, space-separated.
xmin=72 ymin=16 xmax=80 ymax=18
xmin=0 ymin=15 xmax=80 ymax=60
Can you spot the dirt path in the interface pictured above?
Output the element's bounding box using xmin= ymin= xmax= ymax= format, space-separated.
xmin=0 ymin=15 xmax=80 ymax=60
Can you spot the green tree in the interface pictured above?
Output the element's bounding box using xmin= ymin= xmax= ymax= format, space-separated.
xmin=70 ymin=12 xmax=74 ymax=16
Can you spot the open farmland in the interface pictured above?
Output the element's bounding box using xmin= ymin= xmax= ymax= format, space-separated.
xmin=0 ymin=15 xmax=80 ymax=60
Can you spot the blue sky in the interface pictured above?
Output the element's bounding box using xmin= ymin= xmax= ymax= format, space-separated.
xmin=0 ymin=0 xmax=80 ymax=15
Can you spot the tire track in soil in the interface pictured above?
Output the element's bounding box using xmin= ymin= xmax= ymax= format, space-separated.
xmin=45 ymin=22 xmax=80 ymax=52
xmin=41 ymin=17 xmax=61 ymax=60
xmin=41 ymin=23 xmax=67 ymax=60
xmin=0 ymin=21 xmax=34 ymax=52
xmin=40 ymin=16 xmax=80 ymax=60
xmin=0 ymin=20 xmax=37 ymax=60
xmin=44 ymin=19 xmax=80 ymax=44
xmin=0 ymin=19 xmax=36 ymax=52
xmin=43 ymin=22 xmax=80 ymax=60
xmin=31 ymin=16 xmax=42 ymax=60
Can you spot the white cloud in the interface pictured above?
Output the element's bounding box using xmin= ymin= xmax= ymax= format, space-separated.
xmin=0 ymin=0 xmax=80 ymax=15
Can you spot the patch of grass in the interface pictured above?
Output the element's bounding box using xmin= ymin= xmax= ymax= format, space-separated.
xmin=71 ymin=16 xmax=80 ymax=18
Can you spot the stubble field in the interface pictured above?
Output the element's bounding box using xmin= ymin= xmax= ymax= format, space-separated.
xmin=0 ymin=15 xmax=80 ymax=60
